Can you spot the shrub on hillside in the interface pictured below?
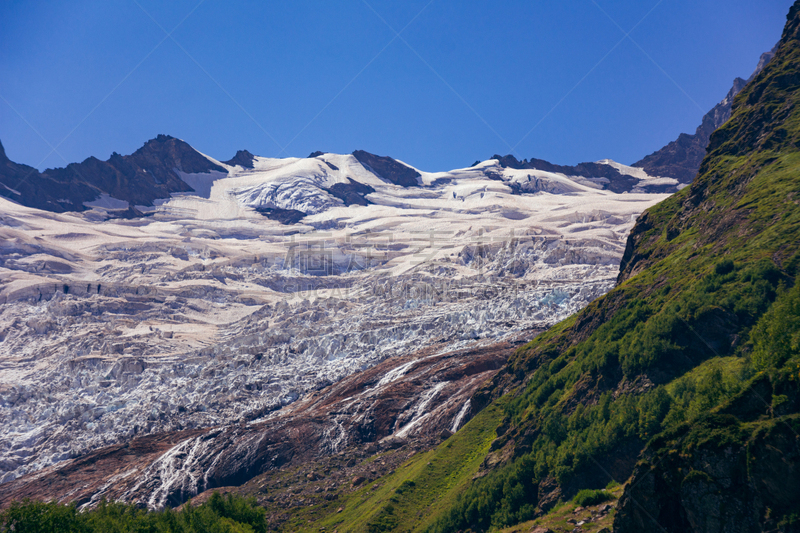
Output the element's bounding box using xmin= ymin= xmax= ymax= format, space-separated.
xmin=573 ymin=489 xmax=614 ymax=507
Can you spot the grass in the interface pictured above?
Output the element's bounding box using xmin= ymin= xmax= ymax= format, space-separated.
xmin=572 ymin=489 xmax=614 ymax=507
xmin=496 ymin=483 xmax=623 ymax=533
xmin=278 ymin=399 xmax=505 ymax=532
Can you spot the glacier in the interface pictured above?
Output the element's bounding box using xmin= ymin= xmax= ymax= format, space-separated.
xmin=0 ymin=150 xmax=671 ymax=484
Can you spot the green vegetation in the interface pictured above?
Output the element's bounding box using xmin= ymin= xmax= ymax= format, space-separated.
xmin=572 ymin=489 xmax=613 ymax=507
xmin=431 ymin=264 xmax=796 ymax=531
xmin=492 ymin=482 xmax=624 ymax=533
xmin=265 ymin=400 xmax=504 ymax=533
xmin=0 ymin=492 xmax=267 ymax=533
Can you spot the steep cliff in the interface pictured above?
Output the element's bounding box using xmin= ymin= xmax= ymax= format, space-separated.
xmin=613 ymin=4 xmax=800 ymax=531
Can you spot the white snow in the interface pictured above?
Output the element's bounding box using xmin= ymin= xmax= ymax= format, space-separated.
xmin=450 ymin=399 xmax=471 ymax=433
xmin=175 ymin=170 xmax=228 ymax=199
xmin=1 ymin=183 xmax=21 ymax=196
xmin=597 ymin=159 xmax=659 ymax=180
xmin=83 ymin=194 xmax=130 ymax=210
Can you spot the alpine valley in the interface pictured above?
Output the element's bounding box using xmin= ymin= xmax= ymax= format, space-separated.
xmin=1 ymin=4 xmax=799 ymax=533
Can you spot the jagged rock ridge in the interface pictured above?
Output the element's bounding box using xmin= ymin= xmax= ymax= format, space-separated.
xmin=0 ymin=135 xmax=226 ymax=212
xmin=632 ymin=45 xmax=778 ymax=183
xmin=491 ymin=154 xmax=642 ymax=194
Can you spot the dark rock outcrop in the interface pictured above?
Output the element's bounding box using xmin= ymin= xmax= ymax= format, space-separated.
xmin=222 ymin=149 xmax=256 ymax=169
xmin=352 ymin=150 xmax=421 ymax=187
xmin=254 ymin=207 xmax=307 ymax=224
xmin=0 ymin=135 xmax=226 ymax=212
xmin=325 ymin=178 xmax=375 ymax=206
xmin=614 ymin=415 xmax=800 ymax=533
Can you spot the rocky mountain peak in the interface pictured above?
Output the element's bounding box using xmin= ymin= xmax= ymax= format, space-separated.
xmin=222 ymin=149 xmax=256 ymax=169
xmin=352 ymin=150 xmax=421 ymax=187
xmin=131 ymin=135 xmax=226 ymax=175
xmin=753 ymin=47 xmax=778 ymax=80
xmin=0 ymin=135 xmax=231 ymax=213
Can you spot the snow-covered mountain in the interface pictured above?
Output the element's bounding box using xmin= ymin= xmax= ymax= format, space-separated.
xmin=0 ymin=140 xmax=672 ymax=485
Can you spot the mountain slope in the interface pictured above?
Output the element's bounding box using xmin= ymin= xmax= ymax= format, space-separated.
xmin=297 ymin=4 xmax=800 ymax=532
xmin=613 ymin=6 xmax=800 ymax=531
xmin=436 ymin=4 xmax=800 ymax=530
xmin=0 ymin=341 xmax=513 ymax=513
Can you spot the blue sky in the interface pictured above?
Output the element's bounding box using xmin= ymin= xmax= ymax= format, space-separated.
xmin=0 ymin=1 xmax=794 ymax=172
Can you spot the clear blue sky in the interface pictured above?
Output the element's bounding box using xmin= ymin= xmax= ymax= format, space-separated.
xmin=0 ymin=1 xmax=794 ymax=172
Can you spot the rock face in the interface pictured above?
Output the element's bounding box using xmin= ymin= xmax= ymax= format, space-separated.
xmin=0 ymin=135 xmax=226 ymax=212
xmin=614 ymin=414 xmax=800 ymax=533
xmin=632 ymin=46 xmax=778 ymax=183
xmin=492 ymin=155 xmax=642 ymax=194
xmin=0 ymin=341 xmax=513 ymax=510
xmin=351 ymin=150 xmax=421 ymax=187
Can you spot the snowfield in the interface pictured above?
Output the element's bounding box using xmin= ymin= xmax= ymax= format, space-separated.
xmin=0 ymin=151 xmax=670 ymax=483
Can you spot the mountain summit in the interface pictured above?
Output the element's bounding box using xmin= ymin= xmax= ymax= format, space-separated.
xmin=0 ymin=135 xmax=226 ymax=212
